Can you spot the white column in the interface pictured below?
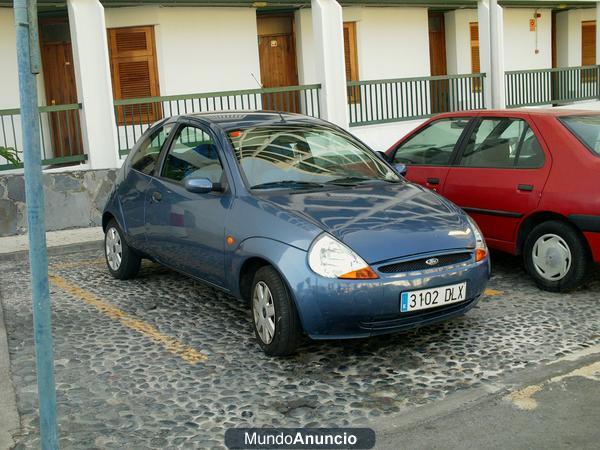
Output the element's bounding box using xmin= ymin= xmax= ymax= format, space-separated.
xmin=478 ymin=0 xmax=505 ymax=109
xmin=67 ymin=0 xmax=119 ymax=169
xmin=490 ymin=0 xmax=505 ymax=108
xmin=477 ymin=0 xmax=493 ymax=108
xmin=311 ymin=0 xmax=348 ymax=129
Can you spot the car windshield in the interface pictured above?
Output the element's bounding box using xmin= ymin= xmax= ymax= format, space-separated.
xmin=228 ymin=125 xmax=400 ymax=189
xmin=559 ymin=115 xmax=600 ymax=156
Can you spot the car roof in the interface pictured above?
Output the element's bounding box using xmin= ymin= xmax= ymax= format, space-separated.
xmin=433 ymin=108 xmax=600 ymax=119
xmin=173 ymin=110 xmax=332 ymax=130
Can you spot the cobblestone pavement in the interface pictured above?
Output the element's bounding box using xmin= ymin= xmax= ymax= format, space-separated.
xmin=1 ymin=245 xmax=599 ymax=449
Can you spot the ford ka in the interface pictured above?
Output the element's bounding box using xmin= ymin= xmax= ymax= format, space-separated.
xmin=102 ymin=112 xmax=490 ymax=355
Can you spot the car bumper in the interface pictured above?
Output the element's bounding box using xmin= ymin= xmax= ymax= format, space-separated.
xmin=281 ymin=252 xmax=490 ymax=339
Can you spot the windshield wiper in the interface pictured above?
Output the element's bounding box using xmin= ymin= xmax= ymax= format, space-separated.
xmin=325 ymin=176 xmax=399 ymax=186
xmin=250 ymin=180 xmax=325 ymax=190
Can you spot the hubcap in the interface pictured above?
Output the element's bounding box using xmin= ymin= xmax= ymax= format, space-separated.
xmin=252 ymin=281 xmax=276 ymax=345
xmin=532 ymin=233 xmax=572 ymax=281
xmin=105 ymin=227 xmax=123 ymax=271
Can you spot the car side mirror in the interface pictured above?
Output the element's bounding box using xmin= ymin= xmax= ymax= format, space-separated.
xmin=394 ymin=163 xmax=407 ymax=177
xmin=184 ymin=177 xmax=214 ymax=194
xmin=376 ymin=151 xmax=390 ymax=162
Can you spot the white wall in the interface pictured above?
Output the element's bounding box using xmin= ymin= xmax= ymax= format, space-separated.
xmin=295 ymin=8 xmax=317 ymax=84
xmin=445 ymin=9 xmax=479 ymax=75
xmin=351 ymin=119 xmax=426 ymax=152
xmin=445 ymin=8 xmax=552 ymax=75
xmin=105 ymin=6 xmax=261 ymax=95
xmin=297 ymin=6 xmax=431 ymax=83
xmin=343 ymin=7 xmax=430 ymax=79
xmin=556 ymin=8 xmax=596 ymax=67
xmin=503 ymin=8 xmax=552 ymax=71
xmin=0 ymin=10 xmax=19 ymax=111
xmin=105 ymin=6 xmax=262 ymax=154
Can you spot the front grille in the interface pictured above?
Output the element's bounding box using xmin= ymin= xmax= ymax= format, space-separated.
xmin=360 ymin=297 xmax=477 ymax=331
xmin=378 ymin=252 xmax=472 ymax=273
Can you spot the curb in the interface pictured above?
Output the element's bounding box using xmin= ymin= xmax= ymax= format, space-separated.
xmin=0 ymin=293 xmax=20 ymax=449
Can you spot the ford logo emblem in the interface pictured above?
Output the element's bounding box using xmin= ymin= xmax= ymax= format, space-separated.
xmin=425 ymin=258 xmax=439 ymax=266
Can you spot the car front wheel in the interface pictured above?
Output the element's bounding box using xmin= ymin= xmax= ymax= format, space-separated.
xmin=251 ymin=266 xmax=301 ymax=356
xmin=524 ymin=220 xmax=591 ymax=292
xmin=104 ymin=219 xmax=141 ymax=280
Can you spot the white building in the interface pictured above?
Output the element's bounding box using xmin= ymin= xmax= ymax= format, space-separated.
xmin=0 ymin=0 xmax=599 ymax=172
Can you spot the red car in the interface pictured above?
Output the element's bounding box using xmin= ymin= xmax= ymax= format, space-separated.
xmin=386 ymin=109 xmax=600 ymax=292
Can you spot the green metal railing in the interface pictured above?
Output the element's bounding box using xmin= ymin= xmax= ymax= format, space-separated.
xmin=0 ymin=103 xmax=87 ymax=171
xmin=114 ymin=84 xmax=321 ymax=156
xmin=505 ymin=65 xmax=600 ymax=108
xmin=347 ymin=73 xmax=486 ymax=127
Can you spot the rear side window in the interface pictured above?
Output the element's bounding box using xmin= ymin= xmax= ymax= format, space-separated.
xmin=459 ymin=118 xmax=544 ymax=168
xmin=131 ymin=124 xmax=173 ymax=175
xmin=393 ymin=118 xmax=470 ymax=166
xmin=559 ymin=115 xmax=600 ymax=156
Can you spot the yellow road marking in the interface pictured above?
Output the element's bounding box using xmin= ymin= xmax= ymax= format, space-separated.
xmin=48 ymin=272 xmax=207 ymax=364
xmin=484 ymin=288 xmax=503 ymax=297
xmin=504 ymin=361 xmax=600 ymax=410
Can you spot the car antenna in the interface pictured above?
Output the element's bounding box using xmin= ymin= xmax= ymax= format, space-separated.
xmin=251 ymin=72 xmax=286 ymax=122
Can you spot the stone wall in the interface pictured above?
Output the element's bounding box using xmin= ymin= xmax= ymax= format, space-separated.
xmin=0 ymin=169 xmax=118 ymax=237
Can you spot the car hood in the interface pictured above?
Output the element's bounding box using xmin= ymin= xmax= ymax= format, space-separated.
xmin=263 ymin=182 xmax=475 ymax=264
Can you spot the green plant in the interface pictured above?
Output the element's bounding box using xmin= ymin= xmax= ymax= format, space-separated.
xmin=0 ymin=146 xmax=19 ymax=166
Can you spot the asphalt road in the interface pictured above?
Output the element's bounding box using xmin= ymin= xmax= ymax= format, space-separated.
xmin=375 ymin=349 xmax=600 ymax=450
xmin=0 ymin=243 xmax=598 ymax=449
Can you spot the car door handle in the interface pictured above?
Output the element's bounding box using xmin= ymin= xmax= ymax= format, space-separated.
xmin=427 ymin=177 xmax=440 ymax=185
xmin=517 ymin=184 xmax=534 ymax=192
xmin=151 ymin=191 xmax=162 ymax=202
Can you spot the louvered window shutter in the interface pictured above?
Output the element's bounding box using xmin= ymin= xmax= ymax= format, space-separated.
xmin=343 ymin=22 xmax=359 ymax=103
xmin=108 ymin=26 xmax=161 ymax=125
xmin=581 ymin=21 xmax=597 ymax=82
xmin=470 ymin=23 xmax=481 ymax=92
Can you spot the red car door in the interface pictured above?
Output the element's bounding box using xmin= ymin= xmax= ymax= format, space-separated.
xmin=443 ymin=114 xmax=552 ymax=253
xmin=389 ymin=117 xmax=474 ymax=194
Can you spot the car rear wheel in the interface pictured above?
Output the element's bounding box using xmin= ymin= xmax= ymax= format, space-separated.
xmin=104 ymin=219 xmax=141 ymax=280
xmin=251 ymin=266 xmax=301 ymax=356
xmin=524 ymin=220 xmax=591 ymax=292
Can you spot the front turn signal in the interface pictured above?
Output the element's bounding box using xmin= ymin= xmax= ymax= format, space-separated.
xmin=475 ymin=248 xmax=487 ymax=262
xmin=339 ymin=266 xmax=379 ymax=280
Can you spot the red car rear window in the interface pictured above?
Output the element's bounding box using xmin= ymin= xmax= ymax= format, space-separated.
xmin=559 ymin=115 xmax=600 ymax=157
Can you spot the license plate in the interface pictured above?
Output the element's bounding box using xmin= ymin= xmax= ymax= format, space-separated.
xmin=400 ymin=282 xmax=467 ymax=312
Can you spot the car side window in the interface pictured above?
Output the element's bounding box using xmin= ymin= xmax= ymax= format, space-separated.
xmin=131 ymin=124 xmax=173 ymax=175
xmin=161 ymin=125 xmax=224 ymax=185
xmin=459 ymin=118 xmax=543 ymax=168
xmin=393 ymin=118 xmax=470 ymax=166
xmin=515 ymin=127 xmax=545 ymax=168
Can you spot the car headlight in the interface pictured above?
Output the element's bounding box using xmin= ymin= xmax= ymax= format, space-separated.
xmin=308 ymin=233 xmax=378 ymax=279
xmin=466 ymin=216 xmax=488 ymax=262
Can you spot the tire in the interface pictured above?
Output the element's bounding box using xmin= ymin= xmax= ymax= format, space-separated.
xmin=251 ymin=266 xmax=302 ymax=356
xmin=523 ymin=220 xmax=592 ymax=292
xmin=104 ymin=219 xmax=141 ymax=280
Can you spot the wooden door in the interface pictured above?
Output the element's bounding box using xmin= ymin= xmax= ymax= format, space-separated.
xmin=40 ymin=19 xmax=83 ymax=158
xmin=428 ymin=12 xmax=449 ymax=113
xmin=581 ymin=21 xmax=596 ymax=83
xmin=582 ymin=21 xmax=596 ymax=66
xmin=257 ymin=15 xmax=299 ymax=112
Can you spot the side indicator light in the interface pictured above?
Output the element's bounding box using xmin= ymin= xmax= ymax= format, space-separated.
xmin=226 ymin=235 xmax=235 ymax=246
xmin=475 ymin=248 xmax=487 ymax=262
xmin=339 ymin=267 xmax=379 ymax=280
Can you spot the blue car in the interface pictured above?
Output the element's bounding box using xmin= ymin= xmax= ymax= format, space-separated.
xmin=103 ymin=112 xmax=490 ymax=355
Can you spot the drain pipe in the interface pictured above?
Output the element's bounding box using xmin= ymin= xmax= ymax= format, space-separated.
xmin=13 ymin=0 xmax=59 ymax=449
